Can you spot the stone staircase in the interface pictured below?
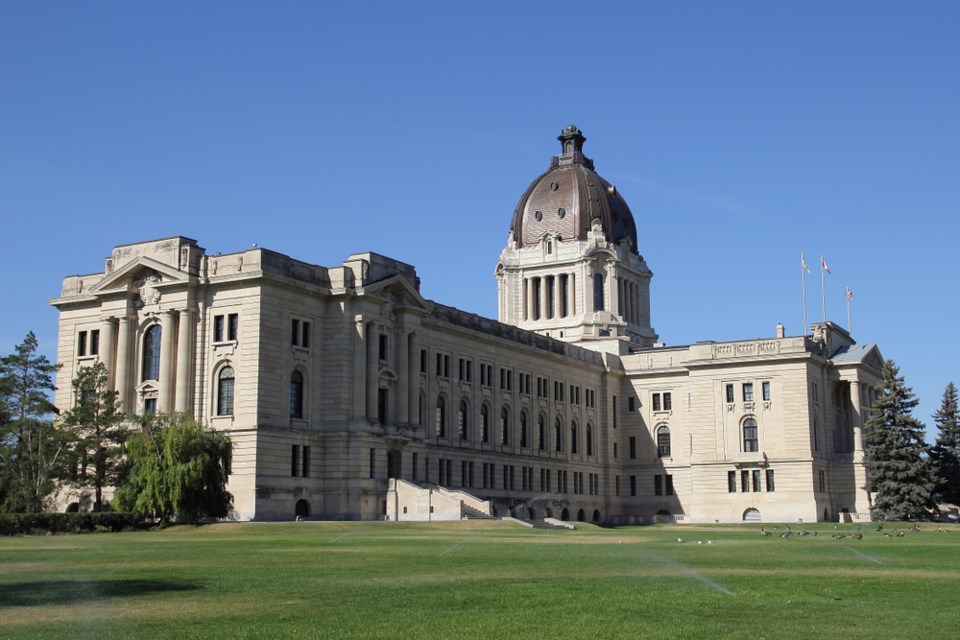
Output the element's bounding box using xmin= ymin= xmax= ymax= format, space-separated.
xmin=461 ymin=504 xmax=496 ymax=520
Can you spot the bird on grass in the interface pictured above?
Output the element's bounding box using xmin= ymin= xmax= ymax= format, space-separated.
xmin=760 ymin=527 xmax=772 ymax=537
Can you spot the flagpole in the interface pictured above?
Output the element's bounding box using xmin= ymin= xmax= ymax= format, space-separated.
xmin=801 ymin=251 xmax=808 ymax=334
xmin=820 ymin=254 xmax=826 ymax=322
xmin=845 ymin=286 xmax=853 ymax=334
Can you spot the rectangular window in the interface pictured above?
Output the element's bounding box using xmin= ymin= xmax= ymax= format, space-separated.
xmin=291 ymin=319 xmax=299 ymax=345
xmin=378 ymin=334 xmax=388 ymax=361
xmin=741 ymin=470 xmax=750 ymax=492
xmin=663 ymin=392 xmax=672 ymax=411
xmin=302 ymin=446 xmax=310 ymax=478
xmin=665 ymin=474 xmax=673 ymax=496
xmin=89 ymin=329 xmax=100 ymax=355
xmin=743 ymin=383 xmax=754 ymax=402
xmin=728 ymin=470 xmax=737 ymax=493
xmin=369 ymin=448 xmax=377 ymax=479
xmin=654 ymin=475 xmax=663 ymax=496
xmin=228 ymin=313 xmax=239 ymax=341
xmin=613 ymin=396 xmax=618 ymax=427
xmin=762 ymin=381 xmax=771 ymax=401
xmin=301 ymin=321 xmax=310 ymax=348
xmin=725 ymin=384 xmax=734 ymax=403
xmin=77 ymin=331 xmax=88 ymax=357
xmin=462 ymin=461 xmax=468 ymax=487
xmin=412 ymin=452 xmax=419 ymax=481
xmin=615 ymin=475 xmax=620 ymax=496
xmin=819 ymin=469 xmax=826 ymax=492
xmin=144 ymin=397 xmax=157 ymax=414
xmin=766 ymin=469 xmax=775 ymax=492
xmin=214 ymin=315 xmax=224 ymax=342
xmin=628 ymin=397 xmax=636 ymax=412
xmin=752 ymin=469 xmax=761 ymax=492
xmin=292 ymin=445 xmax=300 ymax=477
xmin=652 ymin=393 xmax=661 ymax=411
xmin=629 ymin=436 xmax=636 ymax=459
xmin=613 ymin=442 xmax=618 ymax=459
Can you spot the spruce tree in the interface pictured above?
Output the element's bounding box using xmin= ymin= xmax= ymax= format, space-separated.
xmin=60 ymin=362 xmax=129 ymax=511
xmin=930 ymin=382 xmax=960 ymax=505
xmin=863 ymin=360 xmax=936 ymax=521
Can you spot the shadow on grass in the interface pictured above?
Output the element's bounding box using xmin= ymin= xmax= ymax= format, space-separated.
xmin=0 ymin=579 xmax=202 ymax=607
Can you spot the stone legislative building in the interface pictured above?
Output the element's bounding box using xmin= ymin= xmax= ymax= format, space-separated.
xmin=51 ymin=126 xmax=883 ymax=524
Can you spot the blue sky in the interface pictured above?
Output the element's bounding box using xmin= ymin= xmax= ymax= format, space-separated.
xmin=1 ymin=2 xmax=957 ymax=437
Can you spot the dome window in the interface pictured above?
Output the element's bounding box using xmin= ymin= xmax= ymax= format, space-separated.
xmin=558 ymin=208 xmax=566 ymax=219
xmin=534 ymin=211 xmax=543 ymax=221
xmin=550 ymin=181 xmax=559 ymax=191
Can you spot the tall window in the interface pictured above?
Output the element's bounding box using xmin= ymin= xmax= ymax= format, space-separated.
xmin=656 ymin=426 xmax=671 ymax=458
xmin=743 ymin=418 xmax=759 ymax=452
xmin=217 ymin=366 xmax=235 ymax=416
xmin=586 ymin=424 xmax=593 ymax=457
xmin=459 ymin=399 xmax=469 ymax=440
xmin=743 ymin=383 xmax=754 ymax=402
xmin=762 ymin=381 xmax=771 ymax=401
xmin=480 ymin=404 xmax=489 ymax=443
xmin=538 ymin=414 xmax=546 ymax=451
xmin=593 ymin=273 xmax=604 ymax=311
xmin=725 ymin=384 xmax=734 ymax=403
xmin=571 ymin=422 xmax=578 ymax=454
xmin=500 ymin=407 xmax=510 ymax=446
xmin=435 ymin=396 xmax=446 ymax=438
xmin=289 ymin=371 xmax=304 ymax=419
xmin=555 ymin=418 xmax=563 ymax=452
xmin=520 ymin=411 xmax=529 ymax=448
xmin=141 ymin=325 xmax=161 ymax=382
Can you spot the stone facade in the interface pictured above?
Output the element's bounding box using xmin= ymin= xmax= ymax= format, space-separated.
xmin=50 ymin=127 xmax=882 ymax=524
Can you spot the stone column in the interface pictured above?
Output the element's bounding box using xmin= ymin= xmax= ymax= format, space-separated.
xmin=99 ymin=317 xmax=116 ymax=388
xmin=352 ymin=316 xmax=366 ymax=420
xmin=366 ymin=321 xmax=379 ymax=422
xmin=607 ymin=264 xmax=619 ymax=316
xmin=568 ymin=273 xmax=576 ymax=315
xmin=175 ymin=308 xmax=194 ymax=414
xmin=115 ymin=312 xmax=133 ymax=412
xmin=851 ymin=380 xmax=864 ymax=454
xmin=539 ymin=276 xmax=549 ymax=320
xmin=158 ymin=310 xmax=176 ymax=412
xmin=408 ymin=331 xmax=420 ymax=426
xmin=397 ymin=329 xmax=410 ymax=424
xmin=527 ymin=277 xmax=536 ymax=321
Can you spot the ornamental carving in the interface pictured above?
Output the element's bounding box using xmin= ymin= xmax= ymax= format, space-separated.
xmin=133 ymin=272 xmax=162 ymax=308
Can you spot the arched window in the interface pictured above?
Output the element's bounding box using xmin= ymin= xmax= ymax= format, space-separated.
xmin=555 ymin=417 xmax=563 ymax=453
xmin=289 ymin=370 xmax=304 ymax=419
xmin=459 ymin=399 xmax=469 ymax=440
xmin=656 ymin=425 xmax=671 ymax=458
xmin=436 ymin=396 xmax=446 ymax=438
xmin=538 ymin=413 xmax=546 ymax=451
xmin=141 ymin=324 xmax=161 ymax=382
xmin=571 ymin=421 xmax=579 ymax=454
xmin=500 ymin=406 xmax=510 ymax=446
xmin=593 ymin=273 xmax=605 ymax=311
xmin=586 ymin=424 xmax=594 ymax=457
xmin=480 ymin=404 xmax=489 ymax=443
xmin=217 ymin=366 xmax=235 ymax=416
xmin=743 ymin=418 xmax=759 ymax=452
xmin=520 ymin=411 xmax=529 ymax=448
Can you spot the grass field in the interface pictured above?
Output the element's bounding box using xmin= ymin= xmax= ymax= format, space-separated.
xmin=1 ymin=520 xmax=957 ymax=639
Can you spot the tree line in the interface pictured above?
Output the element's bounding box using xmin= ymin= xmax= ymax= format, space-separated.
xmin=0 ymin=332 xmax=231 ymax=523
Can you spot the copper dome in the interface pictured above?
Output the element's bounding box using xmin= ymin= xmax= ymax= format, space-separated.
xmin=509 ymin=125 xmax=638 ymax=254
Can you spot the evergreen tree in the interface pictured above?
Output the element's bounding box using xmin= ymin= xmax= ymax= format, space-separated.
xmin=0 ymin=332 xmax=65 ymax=512
xmin=930 ymin=382 xmax=960 ymax=505
xmin=863 ymin=360 xmax=936 ymax=521
xmin=116 ymin=413 xmax=232 ymax=523
xmin=60 ymin=362 xmax=129 ymax=511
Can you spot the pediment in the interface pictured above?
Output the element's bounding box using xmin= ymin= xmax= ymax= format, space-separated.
xmin=89 ymin=256 xmax=190 ymax=295
xmin=360 ymin=274 xmax=428 ymax=311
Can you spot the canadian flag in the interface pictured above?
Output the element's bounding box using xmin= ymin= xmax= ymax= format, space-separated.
xmin=821 ymin=256 xmax=831 ymax=274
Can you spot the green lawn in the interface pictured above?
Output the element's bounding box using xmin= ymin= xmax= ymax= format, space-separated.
xmin=1 ymin=520 xmax=957 ymax=639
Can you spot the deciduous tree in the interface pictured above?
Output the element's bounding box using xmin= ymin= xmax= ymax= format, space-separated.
xmin=864 ymin=360 xmax=936 ymax=521
xmin=116 ymin=413 xmax=232 ymax=523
